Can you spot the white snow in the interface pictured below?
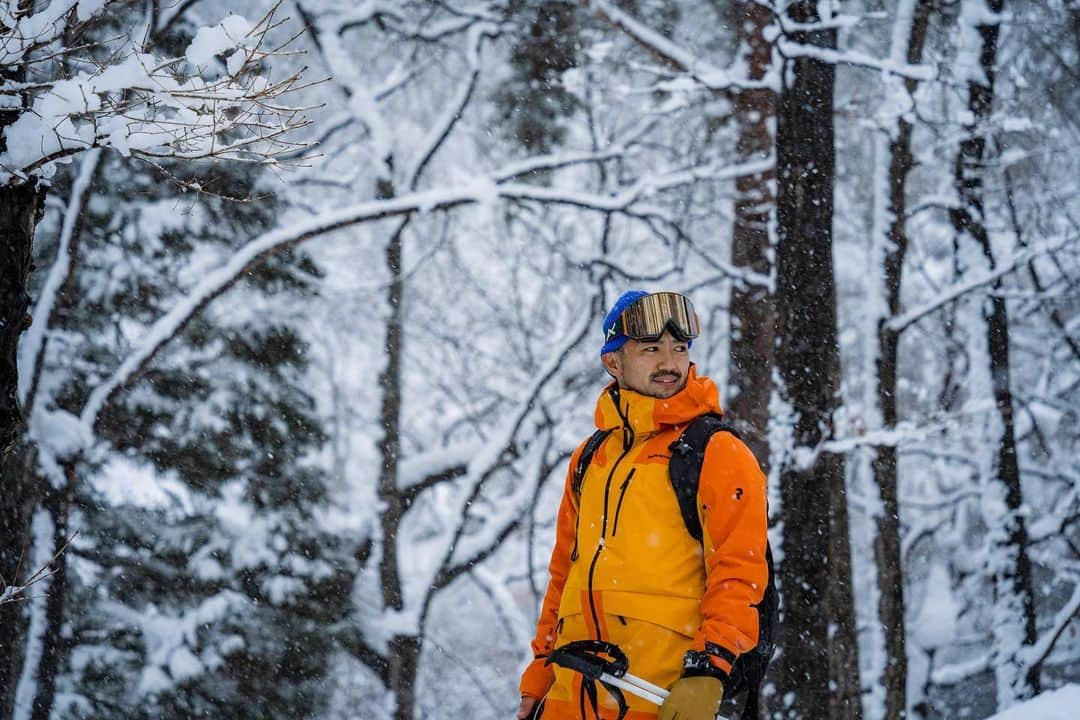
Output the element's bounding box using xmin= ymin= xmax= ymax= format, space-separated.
xmin=986 ymin=685 xmax=1080 ymax=720
xmin=955 ymin=0 xmax=1000 ymax=86
xmin=398 ymin=443 xmax=479 ymax=491
xmin=91 ymin=457 xmax=193 ymax=512
xmin=112 ymin=591 xmax=246 ymax=696
xmin=166 ymin=646 xmax=204 ymax=683
xmin=913 ymin=561 xmax=960 ymax=651
xmin=75 ymin=0 xmax=106 ymax=22
xmin=185 ymin=16 xmax=252 ymax=68
xmin=31 ymin=408 xmax=90 ymax=459
xmin=263 ymin=575 xmax=306 ymax=605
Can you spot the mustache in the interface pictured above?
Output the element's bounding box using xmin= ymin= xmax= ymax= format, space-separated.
xmin=651 ymin=371 xmax=682 ymax=382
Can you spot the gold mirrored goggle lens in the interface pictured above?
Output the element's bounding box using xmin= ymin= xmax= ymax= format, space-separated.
xmin=620 ymin=292 xmax=700 ymax=341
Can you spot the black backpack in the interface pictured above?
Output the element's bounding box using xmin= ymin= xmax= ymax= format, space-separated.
xmin=572 ymin=412 xmax=779 ymax=720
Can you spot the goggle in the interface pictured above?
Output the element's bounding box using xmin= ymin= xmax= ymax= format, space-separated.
xmin=609 ymin=292 xmax=700 ymax=343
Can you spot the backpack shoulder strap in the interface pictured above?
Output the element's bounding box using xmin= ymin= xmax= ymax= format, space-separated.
xmin=667 ymin=412 xmax=736 ymax=542
xmin=573 ymin=428 xmax=612 ymax=494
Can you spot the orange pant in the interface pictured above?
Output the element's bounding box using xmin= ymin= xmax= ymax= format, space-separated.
xmin=536 ymin=610 xmax=692 ymax=720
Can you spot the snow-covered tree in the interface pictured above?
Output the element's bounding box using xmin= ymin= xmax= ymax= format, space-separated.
xmin=2 ymin=1 xmax=339 ymax=717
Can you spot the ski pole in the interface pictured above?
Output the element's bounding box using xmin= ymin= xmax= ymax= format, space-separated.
xmin=595 ymin=670 xmax=668 ymax=705
xmin=546 ymin=639 xmax=732 ymax=717
xmin=600 ymin=669 xmax=732 ymax=719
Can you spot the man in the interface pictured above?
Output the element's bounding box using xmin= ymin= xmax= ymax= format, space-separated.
xmin=517 ymin=290 xmax=769 ymax=720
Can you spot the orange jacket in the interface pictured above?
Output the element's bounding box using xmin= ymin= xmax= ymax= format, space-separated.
xmin=520 ymin=366 xmax=768 ymax=711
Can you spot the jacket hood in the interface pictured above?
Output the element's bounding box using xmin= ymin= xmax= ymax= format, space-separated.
xmin=594 ymin=363 xmax=722 ymax=435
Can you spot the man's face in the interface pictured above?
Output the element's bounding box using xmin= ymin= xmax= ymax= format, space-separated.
xmin=602 ymin=330 xmax=691 ymax=399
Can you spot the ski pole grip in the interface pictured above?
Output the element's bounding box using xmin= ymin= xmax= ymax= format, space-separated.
xmin=545 ymin=639 xmax=629 ymax=680
xmin=546 ymin=648 xmax=603 ymax=680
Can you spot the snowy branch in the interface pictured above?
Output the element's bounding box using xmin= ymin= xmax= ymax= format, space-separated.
xmin=1020 ymin=579 xmax=1080 ymax=674
xmin=423 ymin=300 xmax=598 ymax=609
xmin=75 ymin=157 xmax=757 ymax=441
xmin=585 ymin=0 xmax=775 ymax=92
xmin=0 ymin=0 xmax=116 ymax=65
xmin=468 ymin=567 xmax=533 ymax=651
xmin=334 ymin=623 xmax=390 ymax=685
xmin=1 ymin=2 xmax=314 ymax=184
xmin=490 ymin=147 xmax=627 ymax=182
xmin=776 ymin=38 xmax=935 ymax=81
xmin=931 ymin=654 xmax=991 ymax=686
xmin=1028 ymin=488 xmax=1080 ymax=544
xmin=887 ymin=236 xmax=1074 ymax=333
xmin=18 ymin=148 xmax=101 ymax=415
xmin=796 ymin=400 xmax=997 ymax=469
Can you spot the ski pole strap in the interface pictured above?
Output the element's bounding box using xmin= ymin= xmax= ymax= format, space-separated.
xmin=546 ymin=640 xmax=632 ymax=720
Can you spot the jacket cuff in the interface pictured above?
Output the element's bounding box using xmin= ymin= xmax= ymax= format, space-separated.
xmin=519 ymin=656 xmax=555 ymax=700
xmin=681 ymin=641 xmax=735 ymax=684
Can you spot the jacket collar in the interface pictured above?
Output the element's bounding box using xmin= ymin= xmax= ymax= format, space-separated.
xmin=594 ymin=363 xmax=722 ymax=437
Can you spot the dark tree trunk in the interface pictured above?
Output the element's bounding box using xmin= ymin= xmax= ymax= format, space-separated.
xmin=0 ymin=442 xmax=38 ymax=718
xmin=0 ymin=183 xmax=42 ymax=460
xmin=0 ymin=180 xmax=45 ymax=719
xmin=388 ymin=634 xmax=422 ymax=720
xmin=727 ymin=0 xmax=775 ymax=468
xmin=947 ymin=0 xmax=1038 ymax=703
xmin=377 ymin=224 xmax=423 ymax=720
xmin=377 ymin=222 xmax=405 ymax=614
xmin=372 ymin=161 xmax=422 ymax=718
xmin=29 ymin=471 xmax=73 ymax=720
xmin=873 ymin=3 xmax=933 ymax=717
xmin=773 ymin=2 xmax=861 ymax=718
xmin=1 ymin=35 xmax=47 ymax=713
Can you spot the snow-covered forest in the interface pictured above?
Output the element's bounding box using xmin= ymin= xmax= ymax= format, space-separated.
xmin=1 ymin=1 xmax=1076 ymax=719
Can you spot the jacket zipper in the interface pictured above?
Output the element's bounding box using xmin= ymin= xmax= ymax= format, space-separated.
xmin=570 ymin=500 xmax=581 ymax=562
xmin=611 ymin=468 xmax=635 ymax=537
xmin=586 ymin=389 xmax=634 ymax=640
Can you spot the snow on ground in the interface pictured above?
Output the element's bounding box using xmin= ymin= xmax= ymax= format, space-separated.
xmin=986 ymin=685 xmax=1080 ymax=720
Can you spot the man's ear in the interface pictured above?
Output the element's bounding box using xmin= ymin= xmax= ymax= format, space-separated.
xmin=601 ymin=351 xmax=620 ymax=378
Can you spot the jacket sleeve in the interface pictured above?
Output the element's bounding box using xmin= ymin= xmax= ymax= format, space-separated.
xmin=518 ymin=443 xmax=584 ymax=700
xmin=684 ymin=431 xmax=769 ymax=681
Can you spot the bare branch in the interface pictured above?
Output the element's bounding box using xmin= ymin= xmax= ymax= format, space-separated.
xmin=406 ymin=22 xmax=494 ymax=189
xmin=0 ymin=531 xmax=79 ymax=606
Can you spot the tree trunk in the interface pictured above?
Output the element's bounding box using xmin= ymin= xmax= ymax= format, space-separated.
xmin=389 ymin=634 xmax=422 ymax=720
xmin=726 ymin=0 xmax=775 ymax=468
xmin=0 ymin=446 xmax=34 ymax=719
xmin=948 ymin=0 xmax=1038 ymax=705
xmin=0 ymin=181 xmax=45 ymax=719
xmin=871 ymin=2 xmax=933 ymax=717
xmin=377 ymin=222 xmax=406 ymax=613
xmin=373 ymin=159 xmax=420 ymax=717
xmin=0 ymin=183 xmax=41 ymax=461
xmin=773 ymin=2 xmax=862 ymax=718
xmin=27 ymin=469 xmax=73 ymax=720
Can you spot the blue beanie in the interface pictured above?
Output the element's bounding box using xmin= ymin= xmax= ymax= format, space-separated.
xmin=600 ymin=290 xmax=649 ymax=355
